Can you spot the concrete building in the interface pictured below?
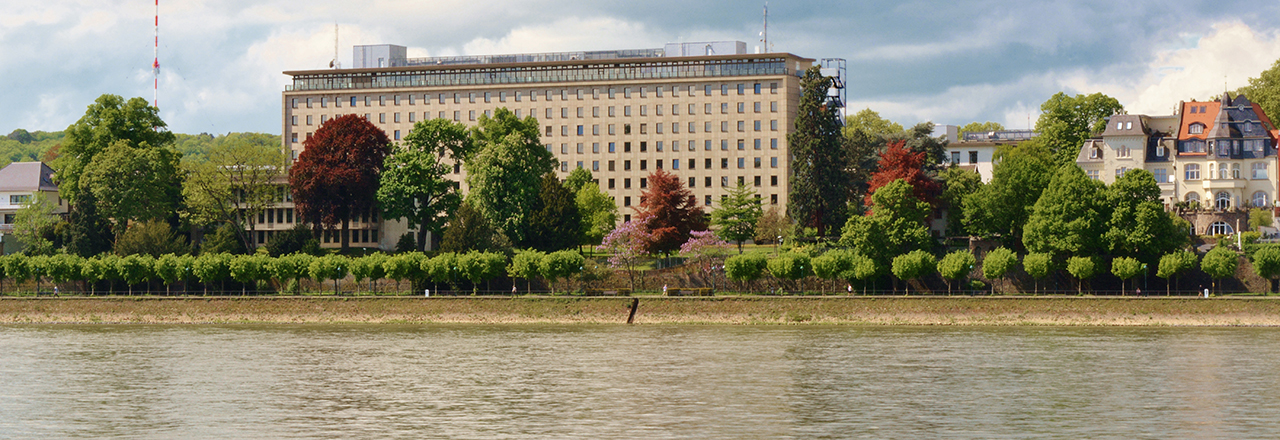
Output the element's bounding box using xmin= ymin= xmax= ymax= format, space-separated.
xmin=0 ymin=162 xmax=67 ymax=254
xmin=938 ymin=125 xmax=1037 ymax=182
xmin=276 ymin=42 xmax=817 ymax=250
xmin=1075 ymin=93 xmax=1280 ymax=235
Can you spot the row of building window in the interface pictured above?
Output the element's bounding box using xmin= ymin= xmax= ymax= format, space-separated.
xmin=618 ymin=192 xmax=781 ymax=209
xmin=1185 ymin=191 xmax=1270 ymax=209
xmin=550 ymin=139 xmax=781 ymax=155
xmin=292 ymin=84 xmax=781 ymax=109
xmin=560 ymin=157 xmax=781 ymax=173
xmin=1183 ymin=163 xmax=1268 ymax=180
xmin=606 ymin=175 xmax=780 ymax=192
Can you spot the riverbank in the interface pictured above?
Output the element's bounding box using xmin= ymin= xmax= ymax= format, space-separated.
xmin=2 ymin=296 xmax=1279 ymax=326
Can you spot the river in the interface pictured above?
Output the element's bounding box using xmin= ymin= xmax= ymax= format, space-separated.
xmin=1 ymin=325 xmax=1277 ymax=438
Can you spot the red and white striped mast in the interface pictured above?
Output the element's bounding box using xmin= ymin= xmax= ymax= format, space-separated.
xmin=153 ymin=0 xmax=160 ymax=109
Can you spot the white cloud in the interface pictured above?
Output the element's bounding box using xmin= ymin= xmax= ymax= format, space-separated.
xmin=460 ymin=17 xmax=664 ymax=55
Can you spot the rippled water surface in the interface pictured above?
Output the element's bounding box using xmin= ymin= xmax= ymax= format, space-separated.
xmin=2 ymin=325 xmax=1278 ymax=438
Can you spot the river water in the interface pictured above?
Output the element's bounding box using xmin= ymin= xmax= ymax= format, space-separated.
xmin=1 ymin=325 xmax=1277 ymax=439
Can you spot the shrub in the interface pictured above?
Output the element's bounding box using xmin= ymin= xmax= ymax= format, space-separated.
xmin=395 ymin=232 xmax=417 ymax=253
xmin=1065 ymin=256 xmax=1097 ymax=294
xmin=1110 ymin=257 xmax=1144 ymax=293
xmin=265 ymin=224 xmax=316 ymax=257
xmin=202 ymin=224 xmax=247 ymax=255
xmin=937 ymin=249 xmax=976 ymax=294
xmin=891 ymin=250 xmax=936 ymax=294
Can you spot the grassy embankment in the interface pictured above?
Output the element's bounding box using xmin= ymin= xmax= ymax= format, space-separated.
xmin=2 ymin=296 xmax=1279 ymax=326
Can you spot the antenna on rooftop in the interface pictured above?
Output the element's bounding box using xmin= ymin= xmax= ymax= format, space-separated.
xmin=760 ymin=3 xmax=768 ymax=53
xmin=153 ymin=0 xmax=159 ymax=108
xmin=330 ymin=22 xmax=340 ymax=69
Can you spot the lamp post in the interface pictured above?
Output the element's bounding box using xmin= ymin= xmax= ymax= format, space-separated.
xmin=776 ymin=235 xmax=781 ymax=254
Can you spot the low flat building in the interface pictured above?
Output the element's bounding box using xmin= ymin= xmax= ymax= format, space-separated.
xmin=0 ymin=162 xmax=67 ymax=254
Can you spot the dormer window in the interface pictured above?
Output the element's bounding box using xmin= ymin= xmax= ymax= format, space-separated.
xmin=1126 ymin=122 xmax=1132 ymax=130
xmin=1190 ymin=106 xmax=1198 ymax=114
xmin=1116 ymin=121 xmax=1123 ymax=130
xmin=1156 ymin=146 xmax=1165 ymax=157
xmin=1189 ymin=123 xmax=1205 ymax=135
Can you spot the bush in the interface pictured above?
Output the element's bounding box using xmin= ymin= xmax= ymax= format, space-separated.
xmin=1066 ymin=256 xmax=1097 ymax=294
xmin=114 ymin=219 xmax=189 ymax=257
xmin=202 ymin=223 xmax=247 ymax=255
xmin=891 ymin=250 xmax=936 ymax=294
xmin=395 ymin=232 xmax=417 ymax=253
xmin=265 ymin=224 xmax=317 ymax=257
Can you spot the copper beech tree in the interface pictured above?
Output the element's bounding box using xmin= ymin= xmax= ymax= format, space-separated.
xmin=635 ymin=168 xmax=707 ymax=256
xmin=289 ymin=114 xmax=390 ymax=251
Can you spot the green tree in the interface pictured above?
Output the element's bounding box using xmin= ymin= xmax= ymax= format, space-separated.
xmin=1065 ymin=256 xmax=1097 ymax=294
xmin=309 ymin=254 xmax=350 ymax=294
xmin=81 ymin=139 xmax=182 ymax=235
xmin=840 ymin=179 xmax=932 ymax=268
xmin=767 ymin=252 xmax=812 ymax=287
xmin=289 ymin=114 xmax=391 ymax=252
xmin=523 ymin=173 xmax=582 ymax=252
xmin=1201 ymin=246 xmax=1238 ymax=294
xmin=811 ymin=250 xmax=848 ymax=293
xmin=509 ymin=249 xmax=546 ymax=293
xmin=540 ymin=250 xmax=584 ymax=294
xmin=963 ymin=140 xmax=1055 ymax=247
xmin=457 ymin=251 xmax=506 ymax=293
xmin=56 ymin=95 xmax=175 ymax=207
xmin=440 ymin=201 xmax=510 ymax=253
xmin=1111 ymin=257 xmax=1144 ymax=294
xmin=887 ymin=122 xmax=949 ymax=172
xmin=711 ymin=182 xmax=763 ymax=253
xmin=981 ymin=247 xmax=1018 ymax=294
xmin=80 ymin=256 xmax=109 ymax=295
xmin=1105 ymin=169 xmax=1187 ymax=261
xmin=1250 ymin=208 xmax=1273 ymax=230
xmin=937 ymin=249 xmax=976 ymax=294
xmin=117 ymin=254 xmax=155 ymax=295
xmin=228 ymin=254 xmax=269 ymax=295
xmin=563 ymin=167 xmax=593 ymax=194
xmin=11 ymin=192 xmax=57 ymax=255
xmin=1251 ymin=246 xmax=1280 ymax=293
xmin=4 ymin=254 xmax=32 ymax=292
xmin=465 ymin=108 xmax=555 ymax=244
xmin=43 ymin=254 xmax=83 ymax=293
xmin=939 ymin=167 xmax=982 ymax=237
xmin=1237 ymin=58 xmax=1280 ymax=126
xmin=575 ymin=180 xmax=617 ymax=248
xmin=382 ymin=252 xmax=424 ymax=293
xmin=154 ymin=253 xmax=188 ymax=295
xmin=1035 ymin=92 xmax=1124 ymax=166
xmin=958 ymin=121 xmax=1006 ymax=137
xmin=377 ymin=118 xmax=471 ymax=252
xmin=265 ymin=224 xmax=318 ymax=257
xmin=789 ymin=65 xmax=851 ymax=236
xmin=63 ymin=191 xmax=113 ymax=257
xmin=424 ymin=252 xmax=461 ymax=292
xmin=843 ymin=108 xmax=904 ymax=141
xmin=113 ymin=219 xmax=189 ymax=257
xmin=1023 ymin=252 xmax=1053 ymax=293
xmin=351 ymin=253 xmax=388 ymax=293
xmin=891 ymin=249 xmax=936 ymax=294
xmin=192 ymin=252 xmax=231 ymax=295
xmin=202 ymin=223 xmax=248 ymax=255
xmin=842 ymin=108 xmax=899 ymax=210
xmin=1157 ymin=250 xmax=1198 ymax=295
xmin=1023 ymin=164 xmax=1107 ymax=257
xmin=182 ymin=138 xmax=284 ymax=251
xmin=725 ymin=252 xmax=768 ymax=291
xmin=754 ymin=206 xmax=793 ymax=245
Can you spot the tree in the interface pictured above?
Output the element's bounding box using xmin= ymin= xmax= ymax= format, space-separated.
xmin=635 ymin=168 xmax=707 ymax=256
xmin=1250 ymin=208 xmax=1273 ymax=230
xmin=711 ymin=182 xmax=763 ymax=252
xmin=465 ymin=108 xmax=556 ymax=244
xmin=754 ymin=206 xmax=793 ymax=245
xmin=377 ymin=118 xmax=471 ymax=252
xmin=1237 ymin=58 xmax=1280 ymax=127
xmin=563 ymin=167 xmax=593 ymax=194
xmin=11 ymin=193 xmax=58 ymax=255
xmin=767 ymin=252 xmax=812 ymax=290
xmin=958 ymin=121 xmax=1006 ymax=137
xmin=680 ymin=231 xmax=730 ymax=287
xmin=843 ymin=108 xmax=904 ymax=141
xmin=789 ymin=65 xmax=852 ymax=237
xmin=289 ymin=114 xmax=390 ymax=252
xmin=1023 ymin=252 xmax=1053 ymax=293
xmin=228 ymin=254 xmax=268 ymax=295
xmin=81 ymin=139 xmax=183 ymax=235
xmin=575 ymin=180 xmax=617 ymax=248
xmin=113 ymin=219 xmax=189 ymax=257
xmin=1105 ymin=169 xmax=1186 ymax=261
xmin=182 ymin=137 xmax=284 ymax=251
xmin=523 ymin=173 xmax=582 ymax=252
xmin=540 ymin=250 xmax=584 ymax=294
xmin=596 ymin=218 xmax=651 ymax=290
xmin=192 ymin=253 xmax=231 ymax=295
xmin=1111 ymin=257 xmax=1144 ymax=294
xmin=840 ymin=179 xmax=932 ymax=268
xmin=265 ymin=224 xmax=318 ymax=257
xmin=56 ymin=94 xmax=175 ymax=207
xmin=1023 ymin=164 xmax=1107 ymax=257
xmin=202 ymin=223 xmax=248 ymax=255
xmin=154 ymin=253 xmax=187 ymax=295
xmin=865 ymin=140 xmax=940 ymax=208
xmin=43 ymin=254 xmax=83 ymax=293
xmin=509 ymin=249 xmax=546 ymax=293
xmin=62 ymin=191 xmax=113 ymax=257
xmin=1065 ymin=256 xmax=1097 ymax=294
xmin=457 ymin=251 xmax=508 ymax=293
xmin=725 ymin=252 xmax=768 ymax=291
xmin=116 ymin=254 xmax=155 ymax=295
xmin=939 ymin=167 xmax=982 ymax=237
xmin=887 ymin=122 xmax=949 ymax=172
xmin=1157 ymin=250 xmax=1198 ymax=295
xmin=1201 ymin=246 xmax=1238 ymax=294
xmin=963 ymin=140 xmax=1055 ymax=247
xmin=1035 ymin=92 xmax=1124 ymax=166
xmin=440 ymin=201 xmax=510 ymax=253
xmin=1251 ymin=246 xmax=1280 ymax=293
xmin=937 ymin=249 xmax=977 ymax=294
xmin=381 ymin=252 xmax=424 ymax=293
xmin=842 ymin=108 xmax=897 ymax=212
xmin=891 ymin=249 xmax=936 ymax=294
xmin=982 ymin=247 xmax=1018 ymax=294
xmin=309 ymin=254 xmax=350 ymax=294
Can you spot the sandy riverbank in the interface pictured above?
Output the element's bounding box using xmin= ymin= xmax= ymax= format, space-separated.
xmin=2 ymin=296 xmax=1279 ymax=326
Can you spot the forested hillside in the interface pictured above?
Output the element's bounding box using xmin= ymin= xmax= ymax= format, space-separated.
xmin=1 ymin=129 xmax=278 ymax=168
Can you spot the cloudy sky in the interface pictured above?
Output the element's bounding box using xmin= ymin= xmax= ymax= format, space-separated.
xmin=4 ymin=0 xmax=1280 ymax=136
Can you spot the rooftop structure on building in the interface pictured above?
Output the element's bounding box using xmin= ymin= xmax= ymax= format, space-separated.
xmin=935 ymin=126 xmax=1038 ymax=182
xmin=279 ymin=42 xmax=834 ymax=251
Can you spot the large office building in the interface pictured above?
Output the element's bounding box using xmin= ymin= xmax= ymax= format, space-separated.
xmin=271 ymin=41 xmax=823 ymax=250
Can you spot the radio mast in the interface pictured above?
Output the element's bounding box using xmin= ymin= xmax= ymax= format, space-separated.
xmin=153 ymin=0 xmax=160 ymax=108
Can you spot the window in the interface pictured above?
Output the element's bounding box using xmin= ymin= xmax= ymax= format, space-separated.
xmin=625 ymin=142 xmax=632 ymax=153
xmin=593 ymin=125 xmax=600 ymax=135
xmin=640 ymin=160 xmax=647 ymax=171
xmin=9 ymin=195 xmax=31 ymax=205
xmin=624 ymin=160 xmax=632 ymax=170
xmin=771 ymin=157 xmax=778 ymax=168
xmin=721 ymin=158 xmax=729 ymax=169
xmin=969 ymin=151 xmax=978 ymax=164
xmin=706 ymin=195 xmax=712 ymax=206
xmin=754 ymin=121 xmax=761 ymax=131
xmin=770 ymin=120 xmax=778 ymax=131
xmin=705 ymin=176 xmax=712 ymax=187
xmin=770 ymin=102 xmax=778 ymax=112
xmin=1185 ymin=164 xmax=1200 ymax=180
xmin=721 ymin=176 xmax=729 ymax=187
xmin=608 ymin=179 xmax=615 ymax=189
xmin=394 ymin=130 xmax=400 ymax=140
xmin=1153 ymin=168 xmax=1167 ymax=183
xmin=1115 ymin=167 xmax=1128 ymax=177
xmin=624 ymin=178 xmax=631 ymax=189
xmin=754 ymin=139 xmax=762 ymax=150
xmin=754 ymin=176 xmax=762 ymax=187
xmin=1232 ymin=164 xmax=1241 ymax=179
xmin=1189 ymin=123 xmax=1205 ymax=135
xmin=1216 ymin=191 xmax=1232 ymax=210
xmin=754 ymin=157 xmax=762 ymax=169
xmin=1254 ymin=162 xmax=1268 ymax=179
xmin=770 ymin=194 xmax=778 ymax=205
xmin=771 ymin=139 xmax=778 ymax=149
xmin=721 ymin=84 xmax=729 ymax=95
xmin=1156 ymin=146 xmax=1165 ymax=157
xmin=624 ymin=196 xmax=631 ymax=207
xmin=625 ymin=106 xmax=632 ymax=117
xmin=673 ymin=159 xmax=680 ymax=170
xmin=1210 ymin=221 xmax=1234 ymax=235
xmin=640 ymin=178 xmax=647 ymax=188
xmin=950 ymin=151 xmax=960 ymax=164
xmin=351 ymin=97 xmax=357 ymax=107
xmin=377 ymin=114 xmax=384 ymax=123
xmin=469 ymin=110 xmax=476 ymax=121
xmin=1118 ymin=145 xmax=1130 ymax=158
xmin=609 ymin=142 xmax=616 ymax=153
xmin=689 ymin=177 xmax=696 ymax=188
xmin=592 ymin=160 xmax=599 ymax=171
xmin=577 ymin=125 xmax=584 ymax=136
xmin=593 ymin=142 xmax=600 ymax=153
xmin=705 ymin=158 xmax=712 ymax=169
xmin=737 ymin=140 xmax=745 ymax=150
xmin=771 ymin=175 xmax=778 ymax=186
xmin=721 ymin=140 xmax=729 ymax=150
xmin=1255 ymin=191 xmax=1270 ymax=208
xmin=1087 ymin=170 xmax=1099 ymax=180
xmin=1186 ymin=192 xmax=1200 ymax=203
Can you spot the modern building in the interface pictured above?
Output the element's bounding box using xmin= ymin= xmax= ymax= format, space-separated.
xmin=938 ymin=125 xmax=1037 ymax=182
xmin=1075 ymin=93 xmax=1280 ymax=235
xmin=0 ymin=162 xmax=67 ymax=254
xmin=277 ymin=41 xmax=823 ymax=250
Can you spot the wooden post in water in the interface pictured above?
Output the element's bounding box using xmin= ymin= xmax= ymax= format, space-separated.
xmin=627 ymin=298 xmax=639 ymax=324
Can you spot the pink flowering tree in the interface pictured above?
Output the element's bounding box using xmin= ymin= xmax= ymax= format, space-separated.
xmin=596 ymin=217 xmax=652 ymax=290
xmin=680 ymin=230 xmax=730 ymax=288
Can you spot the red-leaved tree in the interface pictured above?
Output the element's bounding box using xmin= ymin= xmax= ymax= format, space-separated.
xmin=290 ymin=114 xmax=391 ymax=251
xmin=864 ymin=140 xmax=940 ymax=212
xmin=635 ymin=169 xmax=708 ymax=255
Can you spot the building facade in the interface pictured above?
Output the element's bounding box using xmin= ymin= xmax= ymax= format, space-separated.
xmin=276 ymin=42 xmax=814 ymax=250
xmin=1075 ymin=93 xmax=1280 ymax=235
xmin=0 ymin=162 xmax=67 ymax=254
